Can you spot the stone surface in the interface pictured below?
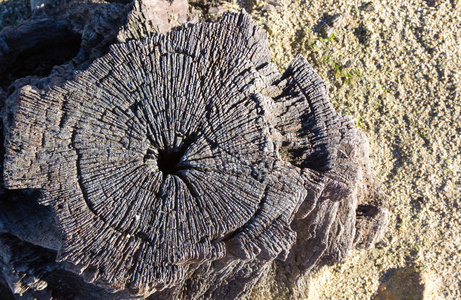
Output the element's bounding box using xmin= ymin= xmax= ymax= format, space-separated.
xmin=375 ymin=268 xmax=432 ymax=300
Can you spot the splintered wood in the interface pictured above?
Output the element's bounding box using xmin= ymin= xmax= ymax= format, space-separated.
xmin=2 ymin=12 xmax=388 ymax=299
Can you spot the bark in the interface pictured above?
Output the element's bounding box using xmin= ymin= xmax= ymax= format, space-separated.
xmin=0 ymin=3 xmax=388 ymax=299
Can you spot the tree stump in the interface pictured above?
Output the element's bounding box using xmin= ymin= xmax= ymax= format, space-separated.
xmin=0 ymin=3 xmax=388 ymax=299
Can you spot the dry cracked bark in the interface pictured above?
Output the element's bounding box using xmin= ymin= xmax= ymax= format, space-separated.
xmin=0 ymin=5 xmax=388 ymax=299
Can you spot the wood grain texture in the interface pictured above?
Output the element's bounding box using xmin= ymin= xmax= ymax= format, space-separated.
xmin=1 ymin=9 xmax=388 ymax=299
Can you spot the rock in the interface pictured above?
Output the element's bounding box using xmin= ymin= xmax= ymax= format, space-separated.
xmin=375 ymin=268 xmax=434 ymax=300
xmin=261 ymin=4 xmax=281 ymax=11
xmin=360 ymin=2 xmax=375 ymax=12
xmin=320 ymin=13 xmax=345 ymax=38
xmin=355 ymin=23 xmax=372 ymax=46
xmin=321 ymin=24 xmax=334 ymax=38
xmin=388 ymin=82 xmax=399 ymax=94
xmin=268 ymin=0 xmax=281 ymax=6
xmin=208 ymin=6 xmax=220 ymax=14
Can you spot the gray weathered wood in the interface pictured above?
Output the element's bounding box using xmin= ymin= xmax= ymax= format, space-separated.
xmin=0 ymin=18 xmax=81 ymax=89
xmin=117 ymin=0 xmax=195 ymax=42
xmin=1 ymin=8 xmax=388 ymax=299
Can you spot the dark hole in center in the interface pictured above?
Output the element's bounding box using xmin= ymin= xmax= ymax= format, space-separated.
xmin=157 ymin=133 xmax=196 ymax=177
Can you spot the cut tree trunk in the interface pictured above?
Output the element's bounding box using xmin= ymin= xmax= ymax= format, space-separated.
xmin=0 ymin=2 xmax=388 ymax=299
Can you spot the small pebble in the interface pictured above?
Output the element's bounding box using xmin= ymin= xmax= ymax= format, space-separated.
xmin=321 ymin=24 xmax=334 ymax=38
xmin=208 ymin=7 xmax=220 ymax=15
xmin=268 ymin=0 xmax=282 ymax=6
xmin=261 ymin=4 xmax=281 ymax=12
xmin=360 ymin=2 xmax=375 ymax=12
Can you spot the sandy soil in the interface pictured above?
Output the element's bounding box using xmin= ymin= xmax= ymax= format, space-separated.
xmin=1 ymin=0 xmax=460 ymax=299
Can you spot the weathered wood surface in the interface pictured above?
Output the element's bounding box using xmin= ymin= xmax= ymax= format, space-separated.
xmin=118 ymin=0 xmax=195 ymax=42
xmin=0 ymin=18 xmax=81 ymax=89
xmin=0 ymin=3 xmax=388 ymax=299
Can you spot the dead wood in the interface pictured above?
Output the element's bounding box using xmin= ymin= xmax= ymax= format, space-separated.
xmin=0 ymin=18 xmax=81 ymax=90
xmin=0 ymin=4 xmax=388 ymax=299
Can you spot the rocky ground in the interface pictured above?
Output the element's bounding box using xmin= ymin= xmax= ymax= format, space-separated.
xmin=1 ymin=0 xmax=460 ymax=299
